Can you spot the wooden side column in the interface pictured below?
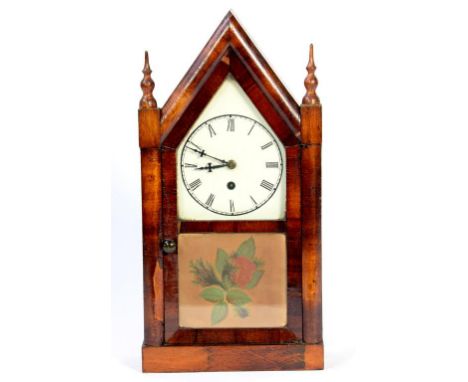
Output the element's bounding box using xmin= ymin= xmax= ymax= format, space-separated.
xmin=139 ymin=51 xmax=163 ymax=346
xmin=301 ymin=44 xmax=323 ymax=345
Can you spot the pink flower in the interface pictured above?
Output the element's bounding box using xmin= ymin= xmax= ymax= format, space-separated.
xmin=231 ymin=256 xmax=256 ymax=288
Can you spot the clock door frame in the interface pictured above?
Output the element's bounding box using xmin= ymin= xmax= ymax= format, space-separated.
xmin=160 ymin=53 xmax=302 ymax=346
xmin=139 ymin=12 xmax=323 ymax=371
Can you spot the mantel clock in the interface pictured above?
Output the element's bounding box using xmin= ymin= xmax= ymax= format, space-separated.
xmin=138 ymin=12 xmax=323 ymax=372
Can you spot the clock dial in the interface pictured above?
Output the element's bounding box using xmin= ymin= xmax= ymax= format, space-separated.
xmin=180 ymin=114 xmax=284 ymax=217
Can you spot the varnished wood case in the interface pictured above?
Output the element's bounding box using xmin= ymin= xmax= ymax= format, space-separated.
xmin=138 ymin=12 xmax=323 ymax=372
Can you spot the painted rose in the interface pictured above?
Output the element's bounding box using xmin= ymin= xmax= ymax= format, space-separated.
xmin=231 ymin=256 xmax=257 ymax=288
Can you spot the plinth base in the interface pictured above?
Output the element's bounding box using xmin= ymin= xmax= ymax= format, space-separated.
xmin=142 ymin=342 xmax=323 ymax=372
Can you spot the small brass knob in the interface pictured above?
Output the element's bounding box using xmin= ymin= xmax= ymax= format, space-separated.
xmin=162 ymin=239 xmax=176 ymax=254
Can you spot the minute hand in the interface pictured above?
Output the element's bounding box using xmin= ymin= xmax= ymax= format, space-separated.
xmin=186 ymin=146 xmax=227 ymax=164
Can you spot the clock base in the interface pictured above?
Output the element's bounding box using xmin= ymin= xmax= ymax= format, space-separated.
xmin=142 ymin=342 xmax=324 ymax=372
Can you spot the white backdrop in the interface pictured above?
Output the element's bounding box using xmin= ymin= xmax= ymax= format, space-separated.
xmin=1 ymin=0 xmax=468 ymax=381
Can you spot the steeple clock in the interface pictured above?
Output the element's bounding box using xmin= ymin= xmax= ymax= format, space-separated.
xmin=138 ymin=12 xmax=323 ymax=372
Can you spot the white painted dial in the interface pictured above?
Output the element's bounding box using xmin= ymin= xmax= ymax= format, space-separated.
xmin=180 ymin=114 xmax=283 ymax=217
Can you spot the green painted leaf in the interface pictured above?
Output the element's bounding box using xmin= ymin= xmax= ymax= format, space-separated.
xmin=237 ymin=237 xmax=255 ymax=259
xmin=216 ymin=248 xmax=229 ymax=275
xmin=234 ymin=305 xmax=249 ymax=318
xmin=245 ymin=270 xmax=264 ymax=289
xmin=253 ymin=258 xmax=265 ymax=268
xmin=211 ymin=302 xmax=228 ymax=325
xmin=222 ymin=274 xmax=234 ymax=290
xmin=200 ymin=287 xmax=225 ymax=303
xmin=226 ymin=289 xmax=252 ymax=306
xmin=191 ymin=258 xmax=224 ymax=287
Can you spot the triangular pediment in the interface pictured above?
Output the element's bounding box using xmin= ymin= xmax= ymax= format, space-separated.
xmin=160 ymin=11 xmax=301 ymax=148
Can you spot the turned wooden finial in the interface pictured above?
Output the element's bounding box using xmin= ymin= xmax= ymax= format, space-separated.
xmin=302 ymin=44 xmax=320 ymax=106
xmin=140 ymin=51 xmax=157 ymax=110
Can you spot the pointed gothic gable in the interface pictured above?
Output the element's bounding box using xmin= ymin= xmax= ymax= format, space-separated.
xmin=160 ymin=12 xmax=301 ymax=148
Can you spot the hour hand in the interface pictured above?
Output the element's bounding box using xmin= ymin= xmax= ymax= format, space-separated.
xmin=195 ymin=163 xmax=227 ymax=172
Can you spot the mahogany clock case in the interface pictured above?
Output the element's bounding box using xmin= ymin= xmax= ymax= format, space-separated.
xmin=138 ymin=11 xmax=323 ymax=372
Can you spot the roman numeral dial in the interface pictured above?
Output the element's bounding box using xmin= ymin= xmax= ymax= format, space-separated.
xmin=260 ymin=180 xmax=274 ymax=191
xmin=179 ymin=114 xmax=285 ymax=218
xmin=227 ymin=117 xmax=235 ymax=132
xmin=207 ymin=124 xmax=216 ymax=137
xmin=188 ymin=178 xmax=202 ymax=191
xmin=205 ymin=193 xmax=215 ymax=207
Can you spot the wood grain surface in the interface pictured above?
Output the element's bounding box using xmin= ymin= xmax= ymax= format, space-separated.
xmin=143 ymin=343 xmax=323 ymax=372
